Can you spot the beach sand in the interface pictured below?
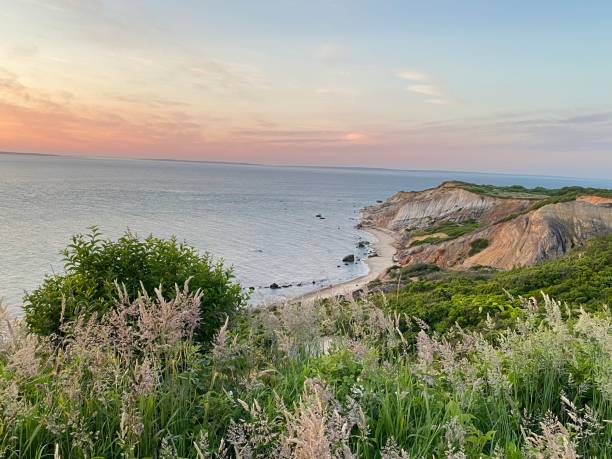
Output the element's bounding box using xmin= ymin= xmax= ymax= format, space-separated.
xmin=296 ymin=227 xmax=397 ymax=303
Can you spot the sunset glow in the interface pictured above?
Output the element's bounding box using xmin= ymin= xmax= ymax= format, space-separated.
xmin=1 ymin=1 xmax=612 ymax=177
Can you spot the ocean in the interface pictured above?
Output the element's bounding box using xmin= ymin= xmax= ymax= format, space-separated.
xmin=2 ymin=153 xmax=611 ymax=313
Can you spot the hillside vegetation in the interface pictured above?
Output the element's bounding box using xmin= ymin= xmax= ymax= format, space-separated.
xmin=380 ymin=235 xmax=612 ymax=335
xmin=453 ymin=181 xmax=612 ymax=200
xmin=1 ymin=232 xmax=611 ymax=458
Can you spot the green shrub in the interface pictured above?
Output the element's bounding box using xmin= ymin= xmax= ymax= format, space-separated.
xmin=23 ymin=227 xmax=246 ymax=345
xmin=409 ymin=235 xmax=443 ymax=246
xmin=469 ymin=238 xmax=489 ymax=256
xmin=411 ymin=219 xmax=479 ymax=241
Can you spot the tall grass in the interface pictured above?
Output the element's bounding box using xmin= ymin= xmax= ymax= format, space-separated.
xmin=1 ymin=287 xmax=610 ymax=458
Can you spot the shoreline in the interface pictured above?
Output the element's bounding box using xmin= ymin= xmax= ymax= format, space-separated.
xmin=294 ymin=227 xmax=397 ymax=303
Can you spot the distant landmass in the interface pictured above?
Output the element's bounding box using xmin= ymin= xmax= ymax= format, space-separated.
xmin=0 ymin=151 xmax=61 ymax=157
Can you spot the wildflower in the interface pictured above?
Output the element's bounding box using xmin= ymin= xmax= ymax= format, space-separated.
xmin=415 ymin=330 xmax=435 ymax=365
xmin=380 ymin=437 xmax=410 ymax=459
xmin=279 ymin=378 xmax=362 ymax=459
xmin=7 ymin=334 xmax=39 ymax=379
xmin=522 ymin=411 xmax=579 ymax=459
xmin=133 ymin=356 xmax=158 ymax=395
xmin=194 ymin=431 xmax=211 ymax=459
xmin=160 ymin=436 xmax=178 ymax=459
xmin=443 ymin=416 xmax=466 ymax=459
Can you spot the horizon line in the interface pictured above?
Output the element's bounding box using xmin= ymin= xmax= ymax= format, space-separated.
xmin=1 ymin=149 xmax=611 ymax=184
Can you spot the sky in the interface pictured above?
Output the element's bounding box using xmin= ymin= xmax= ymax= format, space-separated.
xmin=1 ymin=0 xmax=611 ymax=178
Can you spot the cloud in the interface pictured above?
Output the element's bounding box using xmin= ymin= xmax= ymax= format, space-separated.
xmin=404 ymin=109 xmax=612 ymax=156
xmin=0 ymin=69 xmax=211 ymax=154
xmin=398 ymin=69 xmax=451 ymax=105
xmin=234 ymin=128 xmax=367 ymax=145
xmin=187 ymin=60 xmax=267 ymax=93
xmin=23 ymin=0 xmax=165 ymax=50
xmin=343 ymin=132 xmax=367 ymax=143
xmin=408 ymin=84 xmax=443 ymax=97
xmin=397 ymin=70 xmax=430 ymax=81
xmin=0 ymin=66 xmax=68 ymax=111
xmin=562 ymin=111 xmax=612 ymax=125
xmin=27 ymin=0 xmax=103 ymax=13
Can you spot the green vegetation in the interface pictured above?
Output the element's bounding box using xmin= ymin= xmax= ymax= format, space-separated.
xmin=2 ymin=288 xmax=610 ymax=457
xmin=409 ymin=219 xmax=480 ymax=246
xmin=453 ymin=181 xmax=612 ymax=200
xmin=23 ymin=227 xmax=245 ymax=345
xmin=409 ymin=235 xmax=444 ymax=246
xmin=469 ymin=238 xmax=490 ymax=256
xmin=1 ymin=233 xmax=610 ymax=458
xmin=377 ymin=235 xmax=612 ymax=335
xmin=389 ymin=262 xmax=441 ymax=279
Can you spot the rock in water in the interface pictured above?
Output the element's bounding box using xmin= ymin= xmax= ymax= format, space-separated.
xmin=342 ymin=254 xmax=355 ymax=263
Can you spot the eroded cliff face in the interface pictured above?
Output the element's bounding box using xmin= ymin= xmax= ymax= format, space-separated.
xmin=361 ymin=182 xmax=533 ymax=231
xmin=363 ymin=182 xmax=612 ymax=270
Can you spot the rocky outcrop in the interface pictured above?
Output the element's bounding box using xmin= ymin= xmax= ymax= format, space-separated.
xmin=361 ymin=182 xmax=534 ymax=231
xmin=362 ymin=182 xmax=612 ymax=270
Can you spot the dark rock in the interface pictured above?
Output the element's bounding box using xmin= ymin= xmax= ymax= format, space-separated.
xmin=342 ymin=254 xmax=355 ymax=263
xmin=315 ymin=214 xmax=323 ymax=218
xmin=357 ymin=241 xmax=370 ymax=248
xmin=377 ymin=200 xmax=383 ymax=203
xmin=248 ymin=286 xmax=255 ymax=290
xmin=312 ymin=280 xmax=316 ymax=284
xmin=269 ymin=283 xmax=280 ymax=289
xmin=282 ymin=284 xmax=292 ymax=288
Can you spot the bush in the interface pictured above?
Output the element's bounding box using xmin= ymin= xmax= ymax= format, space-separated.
xmin=23 ymin=227 xmax=246 ymax=345
xmin=469 ymin=238 xmax=489 ymax=256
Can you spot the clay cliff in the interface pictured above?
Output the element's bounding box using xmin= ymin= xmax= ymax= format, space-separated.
xmin=362 ymin=181 xmax=612 ymax=270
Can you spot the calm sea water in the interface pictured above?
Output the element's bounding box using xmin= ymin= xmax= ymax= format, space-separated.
xmin=2 ymin=153 xmax=612 ymax=313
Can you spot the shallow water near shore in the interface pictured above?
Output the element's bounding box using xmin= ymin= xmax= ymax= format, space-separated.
xmin=2 ymin=153 xmax=612 ymax=313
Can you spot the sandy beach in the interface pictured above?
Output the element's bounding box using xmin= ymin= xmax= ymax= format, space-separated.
xmin=296 ymin=227 xmax=397 ymax=303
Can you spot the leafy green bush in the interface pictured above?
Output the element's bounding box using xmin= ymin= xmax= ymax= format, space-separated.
xmin=23 ymin=227 xmax=246 ymax=345
xmin=399 ymin=263 xmax=441 ymax=277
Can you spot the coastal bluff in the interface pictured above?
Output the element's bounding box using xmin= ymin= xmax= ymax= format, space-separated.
xmin=362 ymin=181 xmax=612 ymax=270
